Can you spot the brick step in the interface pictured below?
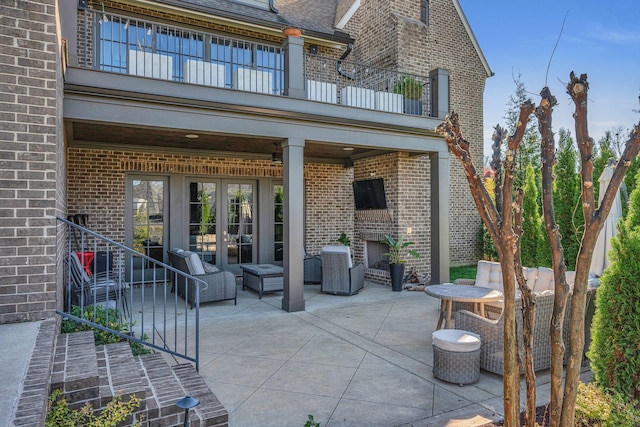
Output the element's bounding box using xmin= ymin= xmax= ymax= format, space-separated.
xmin=50 ymin=331 xmax=100 ymax=410
xmin=138 ymin=353 xmax=228 ymax=426
xmin=172 ymin=363 xmax=228 ymax=426
xmin=49 ymin=331 xmax=228 ymax=426
xmin=96 ymin=342 xmax=147 ymax=410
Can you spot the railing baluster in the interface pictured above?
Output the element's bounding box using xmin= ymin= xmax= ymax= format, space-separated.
xmin=56 ymin=217 xmax=200 ymax=370
xmin=82 ymin=9 xmax=431 ymax=118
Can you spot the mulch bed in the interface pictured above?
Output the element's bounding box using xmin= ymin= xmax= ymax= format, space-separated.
xmin=480 ymin=404 xmax=550 ymax=426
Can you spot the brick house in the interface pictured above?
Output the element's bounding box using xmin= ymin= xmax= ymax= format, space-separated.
xmin=2 ymin=0 xmax=491 ymax=317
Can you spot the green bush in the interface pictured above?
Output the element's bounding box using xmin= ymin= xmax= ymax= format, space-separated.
xmin=522 ymin=163 xmax=549 ymax=267
xmin=479 ymin=224 xmax=498 ymax=261
xmin=588 ymin=172 xmax=640 ymax=403
xmin=553 ymin=128 xmax=583 ymax=270
xmin=47 ymin=389 xmax=142 ymax=426
xmin=304 ymin=414 xmax=320 ymax=427
xmin=575 ymin=382 xmax=640 ymax=426
xmin=62 ymin=305 xmax=152 ymax=356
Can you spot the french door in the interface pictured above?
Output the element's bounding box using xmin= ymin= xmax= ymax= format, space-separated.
xmin=126 ymin=176 xmax=169 ymax=282
xmin=187 ymin=179 xmax=255 ymax=274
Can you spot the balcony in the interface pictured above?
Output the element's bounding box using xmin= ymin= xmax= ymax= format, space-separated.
xmin=74 ymin=9 xmax=443 ymax=118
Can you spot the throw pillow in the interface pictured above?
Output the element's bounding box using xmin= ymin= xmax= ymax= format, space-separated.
xmin=203 ymin=262 xmax=219 ymax=273
xmin=183 ymin=251 xmax=205 ymax=275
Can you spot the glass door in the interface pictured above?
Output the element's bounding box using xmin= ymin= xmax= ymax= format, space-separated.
xmin=187 ymin=179 xmax=255 ymax=273
xmin=127 ymin=176 xmax=168 ymax=282
xmin=223 ymin=182 xmax=254 ymax=273
xmin=187 ymin=181 xmax=217 ymax=264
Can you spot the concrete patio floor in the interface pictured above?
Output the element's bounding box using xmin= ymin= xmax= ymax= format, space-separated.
xmin=142 ymin=281 xmax=593 ymax=427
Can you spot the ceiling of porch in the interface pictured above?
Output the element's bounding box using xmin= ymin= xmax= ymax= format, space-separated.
xmin=66 ymin=121 xmax=392 ymax=164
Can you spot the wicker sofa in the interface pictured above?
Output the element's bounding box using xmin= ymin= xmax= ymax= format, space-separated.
xmin=455 ymin=285 xmax=596 ymax=375
xmin=167 ymin=249 xmax=237 ymax=308
xmin=454 ymin=260 xmax=577 ymax=315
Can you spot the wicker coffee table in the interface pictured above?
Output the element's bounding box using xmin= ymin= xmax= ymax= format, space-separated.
xmin=240 ymin=264 xmax=283 ymax=299
xmin=424 ymin=284 xmax=503 ymax=330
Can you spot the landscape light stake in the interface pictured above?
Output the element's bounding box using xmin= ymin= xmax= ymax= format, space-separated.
xmin=176 ymin=394 xmax=200 ymax=427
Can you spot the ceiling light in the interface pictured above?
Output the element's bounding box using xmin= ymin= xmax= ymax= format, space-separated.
xmin=185 ymin=134 xmax=199 ymax=139
xmin=343 ymin=147 xmax=354 ymax=151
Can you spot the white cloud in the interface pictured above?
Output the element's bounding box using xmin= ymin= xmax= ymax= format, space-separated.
xmin=587 ymin=23 xmax=640 ymax=45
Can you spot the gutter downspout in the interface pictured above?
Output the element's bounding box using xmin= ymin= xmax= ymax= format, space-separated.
xmin=336 ymin=42 xmax=354 ymax=79
xmin=269 ymin=0 xmax=278 ymax=13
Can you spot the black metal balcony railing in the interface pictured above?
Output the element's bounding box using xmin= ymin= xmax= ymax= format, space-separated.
xmin=304 ymin=54 xmax=430 ymax=116
xmin=56 ymin=217 xmax=202 ymax=371
xmin=78 ymin=9 xmax=431 ymax=116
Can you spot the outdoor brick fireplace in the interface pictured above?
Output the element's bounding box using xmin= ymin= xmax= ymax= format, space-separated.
xmin=358 ymin=228 xmax=392 ymax=284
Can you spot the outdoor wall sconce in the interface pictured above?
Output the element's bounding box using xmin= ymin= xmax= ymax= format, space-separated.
xmin=308 ymin=44 xmax=318 ymax=55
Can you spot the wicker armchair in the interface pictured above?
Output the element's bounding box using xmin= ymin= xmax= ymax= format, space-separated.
xmin=167 ymin=249 xmax=237 ymax=308
xmin=455 ymin=288 xmax=596 ymax=375
xmin=320 ymin=246 xmax=364 ymax=295
xmin=303 ymin=254 xmax=322 ymax=284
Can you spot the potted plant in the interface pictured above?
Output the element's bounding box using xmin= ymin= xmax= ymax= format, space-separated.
xmin=381 ymin=234 xmax=419 ymax=291
xmin=282 ymin=26 xmax=303 ymax=37
xmin=337 ymin=232 xmax=351 ymax=246
xmin=393 ymin=75 xmax=423 ymax=116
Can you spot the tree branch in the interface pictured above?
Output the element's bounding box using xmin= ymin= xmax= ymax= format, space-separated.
xmin=435 ymin=112 xmax=501 ymax=239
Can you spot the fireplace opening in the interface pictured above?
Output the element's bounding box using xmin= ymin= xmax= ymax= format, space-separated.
xmin=365 ymin=240 xmax=389 ymax=271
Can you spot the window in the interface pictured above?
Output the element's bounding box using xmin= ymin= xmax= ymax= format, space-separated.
xmin=188 ymin=182 xmax=217 ymax=264
xmin=420 ymin=0 xmax=429 ymax=25
xmin=96 ymin=13 xmax=283 ymax=93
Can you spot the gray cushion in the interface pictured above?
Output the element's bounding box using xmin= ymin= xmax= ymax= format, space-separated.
xmin=203 ymin=262 xmax=219 ymax=273
xmin=183 ymin=251 xmax=205 ymax=275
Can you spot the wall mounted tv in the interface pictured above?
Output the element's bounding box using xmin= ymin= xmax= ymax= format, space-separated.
xmin=352 ymin=178 xmax=387 ymax=210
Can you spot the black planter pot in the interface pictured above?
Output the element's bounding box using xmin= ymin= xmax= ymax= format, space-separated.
xmin=389 ymin=263 xmax=405 ymax=292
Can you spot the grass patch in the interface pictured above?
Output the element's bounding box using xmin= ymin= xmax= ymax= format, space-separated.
xmin=449 ymin=265 xmax=477 ymax=282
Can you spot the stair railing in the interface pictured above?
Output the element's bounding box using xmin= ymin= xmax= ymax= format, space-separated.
xmin=56 ymin=216 xmax=201 ymax=371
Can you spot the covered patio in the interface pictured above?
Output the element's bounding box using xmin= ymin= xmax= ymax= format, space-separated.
xmin=131 ymin=281 xmax=592 ymax=426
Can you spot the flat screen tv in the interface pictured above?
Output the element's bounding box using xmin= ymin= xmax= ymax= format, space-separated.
xmin=352 ymin=178 xmax=387 ymax=210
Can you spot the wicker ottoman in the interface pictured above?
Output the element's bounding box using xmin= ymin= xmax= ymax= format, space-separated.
xmin=432 ymin=329 xmax=481 ymax=386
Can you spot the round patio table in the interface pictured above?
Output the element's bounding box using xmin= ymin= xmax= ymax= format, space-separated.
xmin=424 ymin=284 xmax=503 ymax=330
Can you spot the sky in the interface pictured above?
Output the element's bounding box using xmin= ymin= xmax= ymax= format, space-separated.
xmin=457 ymin=0 xmax=640 ymax=157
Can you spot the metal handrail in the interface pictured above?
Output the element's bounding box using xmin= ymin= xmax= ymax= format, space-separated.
xmin=56 ymin=216 xmax=201 ymax=371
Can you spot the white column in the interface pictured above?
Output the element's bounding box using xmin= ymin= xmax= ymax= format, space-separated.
xmin=281 ymin=138 xmax=305 ymax=312
xmin=430 ymin=151 xmax=450 ymax=283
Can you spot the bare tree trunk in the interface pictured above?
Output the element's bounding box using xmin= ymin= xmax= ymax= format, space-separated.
xmin=513 ymin=190 xmax=537 ymax=427
xmin=535 ymin=87 xmax=572 ymax=427
xmin=438 ymin=73 xmax=640 ymax=427
xmin=556 ymin=73 xmax=640 ymax=426
xmin=436 ymin=103 xmax=534 ymax=426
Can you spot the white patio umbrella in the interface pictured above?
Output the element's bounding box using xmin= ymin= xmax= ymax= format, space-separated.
xmin=590 ymin=163 xmax=623 ymax=276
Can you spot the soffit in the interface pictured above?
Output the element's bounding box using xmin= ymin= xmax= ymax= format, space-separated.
xmin=67 ymin=121 xmax=386 ymax=162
